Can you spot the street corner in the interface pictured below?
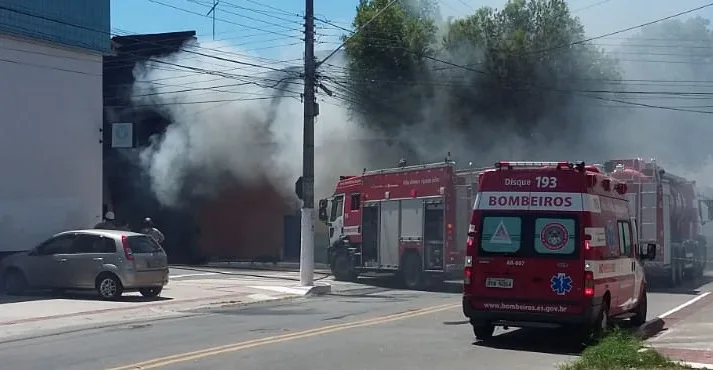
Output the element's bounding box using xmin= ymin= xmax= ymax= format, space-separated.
xmin=647 ymin=292 xmax=713 ymax=366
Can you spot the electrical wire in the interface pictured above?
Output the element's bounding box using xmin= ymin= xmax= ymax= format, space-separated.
xmin=317 ymin=0 xmax=401 ymax=67
xmin=147 ymin=0 xmax=300 ymax=38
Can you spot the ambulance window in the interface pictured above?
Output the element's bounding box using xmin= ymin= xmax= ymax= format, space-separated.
xmin=534 ymin=218 xmax=577 ymax=255
xmin=350 ymin=194 xmax=361 ymax=211
xmin=618 ymin=221 xmax=632 ymax=256
xmin=480 ymin=217 xmax=521 ymax=253
xmin=330 ymin=195 xmax=344 ymax=222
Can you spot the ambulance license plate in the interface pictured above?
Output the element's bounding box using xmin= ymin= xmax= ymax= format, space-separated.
xmin=486 ymin=277 xmax=513 ymax=289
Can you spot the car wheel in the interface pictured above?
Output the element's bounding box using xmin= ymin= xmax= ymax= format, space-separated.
xmin=95 ymin=273 xmax=123 ymax=300
xmin=3 ymin=269 xmax=27 ymax=296
xmin=401 ymin=252 xmax=425 ymax=290
xmin=472 ymin=323 xmax=495 ymax=340
xmin=139 ymin=287 xmax=163 ymax=298
xmin=631 ymin=288 xmax=648 ymax=327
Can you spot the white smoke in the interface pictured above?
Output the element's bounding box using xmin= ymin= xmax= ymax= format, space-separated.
xmin=130 ymin=40 xmax=378 ymax=207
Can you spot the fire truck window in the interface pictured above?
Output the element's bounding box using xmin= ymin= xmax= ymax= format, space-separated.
xmin=480 ymin=217 xmax=521 ymax=253
xmin=534 ymin=218 xmax=576 ymax=255
xmin=330 ymin=195 xmax=344 ymax=222
xmin=350 ymin=194 xmax=361 ymax=211
xmin=618 ymin=221 xmax=632 ymax=256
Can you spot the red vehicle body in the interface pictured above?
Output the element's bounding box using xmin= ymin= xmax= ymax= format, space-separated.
xmin=605 ymin=158 xmax=712 ymax=287
xmin=462 ymin=161 xmax=656 ymax=340
xmin=318 ymin=160 xmax=480 ymax=289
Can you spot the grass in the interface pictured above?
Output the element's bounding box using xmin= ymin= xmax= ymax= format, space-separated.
xmin=559 ymin=329 xmax=693 ymax=370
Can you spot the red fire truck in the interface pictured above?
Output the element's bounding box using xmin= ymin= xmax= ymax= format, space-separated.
xmin=463 ymin=161 xmax=656 ymax=340
xmin=605 ymin=158 xmax=713 ymax=287
xmin=317 ymin=159 xmax=481 ymax=289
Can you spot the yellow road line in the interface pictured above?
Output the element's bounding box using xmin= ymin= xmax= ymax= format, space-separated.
xmin=105 ymin=302 xmax=459 ymax=370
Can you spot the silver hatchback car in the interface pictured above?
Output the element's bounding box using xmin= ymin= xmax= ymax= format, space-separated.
xmin=0 ymin=229 xmax=169 ymax=300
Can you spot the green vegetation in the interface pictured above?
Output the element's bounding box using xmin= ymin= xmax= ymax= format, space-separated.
xmin=333 ymin=0 xmax=713 ymax=162
xmin=559 ymin=330 xmax=692 ymax=370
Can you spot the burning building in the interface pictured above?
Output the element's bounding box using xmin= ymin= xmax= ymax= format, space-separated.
xmin=103 ymin=31 xmax=297 ymax=264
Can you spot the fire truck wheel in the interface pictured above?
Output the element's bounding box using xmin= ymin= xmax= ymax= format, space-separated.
xmin=331 ymin=251 xmax=357 ymax=282
xmin=401 ymin=252 xmax=425 ymax=290
xmin=472 ymin=323 xmax=495 ymax=340
xmin=630 ymin=287 xmax=647 ymax=327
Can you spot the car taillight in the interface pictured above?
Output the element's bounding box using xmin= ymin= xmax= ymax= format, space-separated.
xmin=584 ymin=271 xmax=594 ymax=297
xmin=121 ymin=236 xmax=134 ymax=261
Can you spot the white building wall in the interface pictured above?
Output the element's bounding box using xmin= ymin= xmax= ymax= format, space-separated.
xmin=0 ymin=34 xmax=103 ymax=252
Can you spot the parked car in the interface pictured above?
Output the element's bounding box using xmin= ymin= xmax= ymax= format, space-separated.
xmin=0 ymin=229 xmax=169 ymax=300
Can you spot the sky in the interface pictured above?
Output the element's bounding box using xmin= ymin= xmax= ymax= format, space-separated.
xmin=111 ymin=0 xmax=713 ymax=60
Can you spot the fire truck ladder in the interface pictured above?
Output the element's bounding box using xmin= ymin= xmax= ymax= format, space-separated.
xmin=639 ymin=162 xmax=659 ymax=244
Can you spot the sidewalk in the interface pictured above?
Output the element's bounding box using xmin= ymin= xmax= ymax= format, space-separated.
xmin=196 ymin=261 xmax=331 ymax=272
xmin=649 ymin=292 xmax=713 ymax=367
xmin=0 ymin=272 xmax=333 ymax=342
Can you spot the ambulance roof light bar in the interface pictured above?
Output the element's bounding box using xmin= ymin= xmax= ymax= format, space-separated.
xmin=495 ymin=161 xmax=574 ymax=170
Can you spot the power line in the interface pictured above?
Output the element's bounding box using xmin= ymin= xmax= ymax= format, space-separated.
xmin=184 ymin=0 xmax=303 ymax=32
xmin=528 ymin=2 xmax=713 ymax=56
xmin=316 ymin=0 xmax=400 ymax=67
xmin=147 ymin=0 xmax=300 ymax=38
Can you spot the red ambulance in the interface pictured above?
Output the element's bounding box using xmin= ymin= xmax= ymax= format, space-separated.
xmin=462 ymin=161 xmax=657 ymax=340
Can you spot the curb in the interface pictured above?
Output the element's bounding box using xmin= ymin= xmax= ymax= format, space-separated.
xmin=305 ymin=284 xmax=332 ymax=296
xmin=195 ymin=262 xmax=331 ymax=271
xmin=635 ymin=317 xmax=665 ymax=340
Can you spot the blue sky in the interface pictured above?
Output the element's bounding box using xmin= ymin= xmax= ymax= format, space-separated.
xmin=111 ymin=0 xmax=360 ymax=59
xmin=111 ymin=0 xmax=713 ymax=59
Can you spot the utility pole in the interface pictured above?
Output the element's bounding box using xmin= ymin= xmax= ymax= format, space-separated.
xmin=299 ymin=0 xmax=316 ymax=287
xmin=207 ymin=0 xmax=219 ymax=40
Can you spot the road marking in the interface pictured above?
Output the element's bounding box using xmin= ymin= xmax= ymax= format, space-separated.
xmin=658 ymin=292 xmax=711 ymax=319
xmin=170 ymin=273 xmax=217 ymax=279
xmin=105 ymin=302 xmax=459 ymax=370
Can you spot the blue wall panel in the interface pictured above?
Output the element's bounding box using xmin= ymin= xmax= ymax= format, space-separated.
xmin=0 ymin=0 xmax=110 ymax=53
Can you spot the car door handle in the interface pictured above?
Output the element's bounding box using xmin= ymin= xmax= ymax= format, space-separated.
xmin=93 ymin=257 xmax=103 ymax=262
xmin=58 ymin=258 xmax=67 ymax=263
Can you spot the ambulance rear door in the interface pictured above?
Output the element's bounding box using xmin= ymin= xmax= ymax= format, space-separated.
xmin=472 ymin=212 xmax=585 ymax=315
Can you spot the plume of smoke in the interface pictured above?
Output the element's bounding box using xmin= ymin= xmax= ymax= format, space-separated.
xmin=130 ymin=40 xmax=382 ymax=207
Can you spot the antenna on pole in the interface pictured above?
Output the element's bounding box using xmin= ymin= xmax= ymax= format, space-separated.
xmin=206 ymin=0 xmax=219 ymax=40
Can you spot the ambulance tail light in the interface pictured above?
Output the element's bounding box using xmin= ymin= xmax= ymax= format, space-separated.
xmin=465 ymin=224 xmax=476 ymax=285
xmin=584 ymin=271 xmax=595 ymax=297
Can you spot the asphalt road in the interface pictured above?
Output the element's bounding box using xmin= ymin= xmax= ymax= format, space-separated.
xmin=2 ymin=272 xmax=712 ymax=370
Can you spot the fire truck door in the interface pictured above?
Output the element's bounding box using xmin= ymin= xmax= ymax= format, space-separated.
xmin=361 ymin=203 xmax=379 ymax=266
xmin=630 ymin=218 xmax=646 ymax=309
xmin=379 ymin=200 xmax=400 ymax=269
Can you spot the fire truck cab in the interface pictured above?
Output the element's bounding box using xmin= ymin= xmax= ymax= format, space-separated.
xmin=462 ymin=161 xmax=657 ymax=340
xmin=318 ymin=160 xmax=480 ymax=289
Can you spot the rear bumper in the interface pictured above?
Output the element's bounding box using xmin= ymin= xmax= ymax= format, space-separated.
xmin=120 ymin=268 xmax=169 ymax=289
xmin=462 ymin=295 xmax=602 ymax=328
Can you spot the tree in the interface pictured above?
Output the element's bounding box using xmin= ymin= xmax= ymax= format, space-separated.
xmin=339 ymin=0 xmax=438 ymax=135
xmin=337 ymin=0 xmax=622 ymax=161
xmin=441 ymin=0 xmax=620 ymax=135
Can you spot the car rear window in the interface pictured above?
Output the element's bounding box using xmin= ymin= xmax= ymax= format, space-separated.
xmin=127 ymin=235 xmax=162 ymax=254
xmin=478 ymin=214 xmax=579 ymax=259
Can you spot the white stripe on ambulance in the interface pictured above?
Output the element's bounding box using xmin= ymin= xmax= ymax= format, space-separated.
xmin=474 ymin=192 xmax=602 ymax=213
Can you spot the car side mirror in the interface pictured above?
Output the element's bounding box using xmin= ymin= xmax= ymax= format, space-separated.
xmin=318 ymin=199 xmax=328 ymax=223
